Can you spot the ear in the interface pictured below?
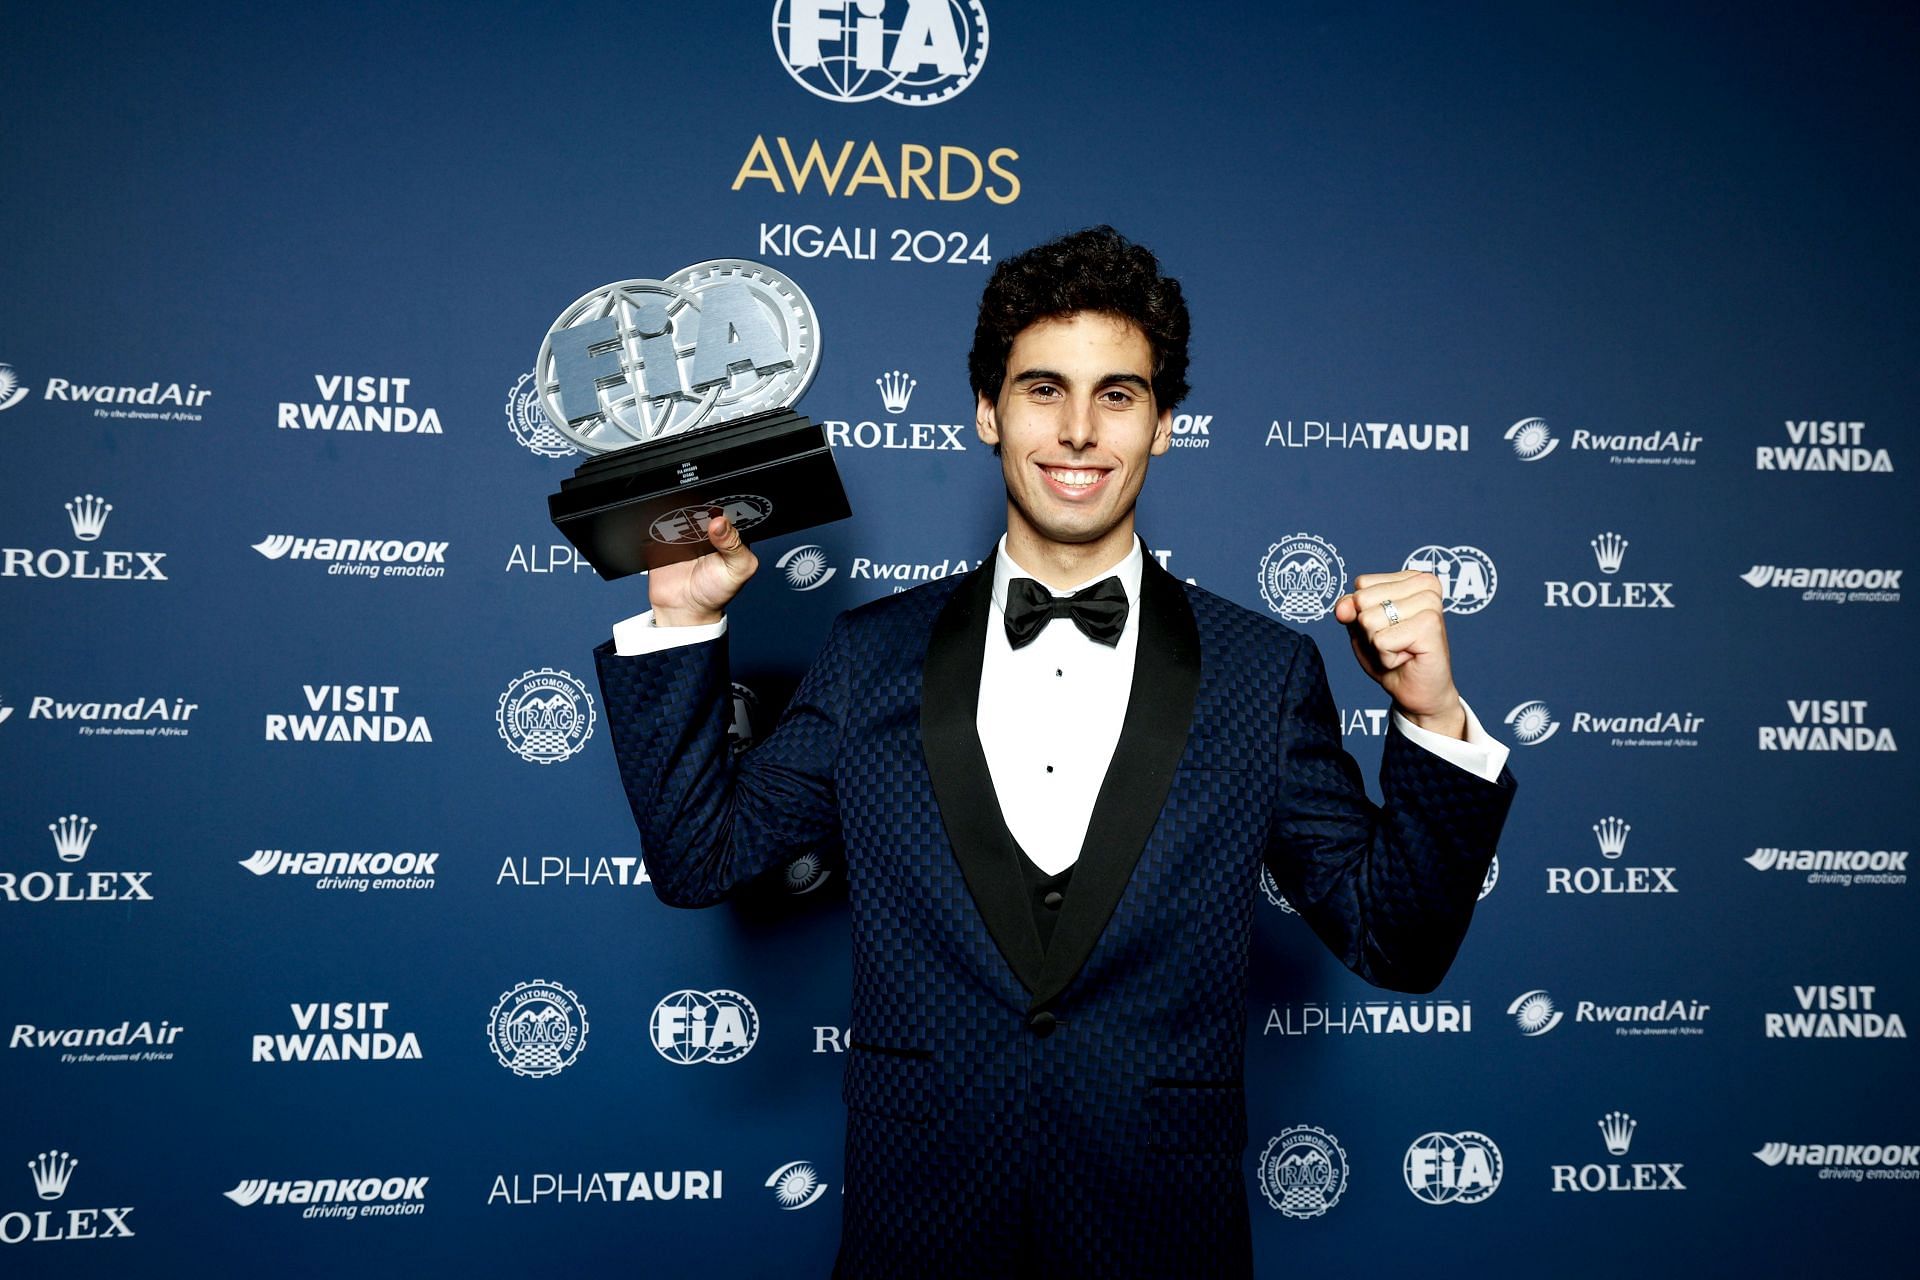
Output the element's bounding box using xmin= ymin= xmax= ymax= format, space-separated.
xmin=1149 ymin=405 xmax=1173 ymax=456
xmin=975 ymin=391 xmax=1000 ymax=447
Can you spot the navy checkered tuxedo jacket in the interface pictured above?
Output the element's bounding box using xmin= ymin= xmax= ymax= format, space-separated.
xmin=596 ymin=551 xmax=1513 ymax=1279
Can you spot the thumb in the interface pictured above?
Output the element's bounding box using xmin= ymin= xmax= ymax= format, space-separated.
xmin=708 ymin=515 xmax=756 ymax=577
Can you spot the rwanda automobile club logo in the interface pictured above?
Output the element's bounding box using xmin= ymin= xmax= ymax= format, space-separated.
xmin=1257 ymin=1125 xmax=1349 ymax=1219
xmin=1258 ymin=534 xmax=1347 ymax=624
xmin=506 ymin=371 xmax=576 ymax=458
xmin=496 ymin=669 xmax=596 ymax=763
xmin=488 ymin=980 xmax=588 ymax=1078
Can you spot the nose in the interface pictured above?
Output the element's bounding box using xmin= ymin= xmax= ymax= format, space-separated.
xmin=1057 ymin=393 xmax=1097 ymax=450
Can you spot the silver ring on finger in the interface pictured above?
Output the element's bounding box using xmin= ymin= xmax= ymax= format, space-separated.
xmin=1381 ymin=598 xmax=1400 ymax=626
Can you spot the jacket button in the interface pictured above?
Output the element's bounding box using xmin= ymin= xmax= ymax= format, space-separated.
xmin=1028 ymin=1010 xmax=1057 ymax=1037
xmin=1042 ymin=890 xmax=1064 ymax=910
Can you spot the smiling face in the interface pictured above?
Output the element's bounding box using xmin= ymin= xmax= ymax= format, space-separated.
xmin=975 ymin=311 xmax=1172 ymax=580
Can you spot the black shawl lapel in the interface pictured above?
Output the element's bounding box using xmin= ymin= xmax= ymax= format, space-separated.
xmin=919 ymin=552 xmax=1049 ymax=994
xmin=1029 ymin=554 xmax=1201 ymax=1013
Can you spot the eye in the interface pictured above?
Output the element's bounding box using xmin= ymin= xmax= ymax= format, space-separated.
xmin=1100 ymin=388 xmax=1137 ymax=406
xmin=1028 ymin=383 xmax=1062 ymax=400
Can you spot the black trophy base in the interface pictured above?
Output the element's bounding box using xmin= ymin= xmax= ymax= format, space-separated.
xmin=547 ymin=408 xmax=852 ymax=580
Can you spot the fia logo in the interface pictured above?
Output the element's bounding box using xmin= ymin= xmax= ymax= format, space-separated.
xmin=1404 ymin=1132 xmax=1502 ymax=1205
xmin=1402 ymin=545 xmax=1497 ymax=615
xmin=650 ymin=990 xmax=760 ymax=1065
xmin=772 ymin=1 xmax=989 ymax=106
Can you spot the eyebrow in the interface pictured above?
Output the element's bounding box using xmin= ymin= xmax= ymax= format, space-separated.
xmin=1009 ymin=368 xmax=1152 ymax=392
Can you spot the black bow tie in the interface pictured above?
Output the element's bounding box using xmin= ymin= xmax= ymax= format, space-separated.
xmin=1002 ymin=575 xmax=1130 ymax=650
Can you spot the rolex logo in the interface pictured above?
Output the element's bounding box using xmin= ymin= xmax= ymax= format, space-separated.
xmin=49 ymin=814 xmax=98 ymax=863
xmin=30 ymin=1150 xmax=77 ymax=1200
xmin=1590 ymin=531 xmax=1629 ymax=574
xmin=875 ymin=369 xmax=917 ymax=415
xmin=1598 ymin=1111 xmax=1637 ymax=1156
xmin=1592 ymin=816 xmax=1630 ymax=860
xmin=64 ymin=494 xmax=113 ymax=542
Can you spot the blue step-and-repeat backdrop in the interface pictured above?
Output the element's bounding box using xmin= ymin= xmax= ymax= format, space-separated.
xmin=2 ymin=2 xmax=1914 ymax=1275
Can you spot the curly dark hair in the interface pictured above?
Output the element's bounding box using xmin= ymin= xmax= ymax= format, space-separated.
xmin=967 ymin=225 xmax=1190 ymax=412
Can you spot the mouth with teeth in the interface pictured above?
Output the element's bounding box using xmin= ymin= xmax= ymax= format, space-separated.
xmin=1036 ymin=463 xmax=1113 ymax=498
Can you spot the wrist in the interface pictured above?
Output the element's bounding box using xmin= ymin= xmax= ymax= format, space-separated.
xmin=1398 ymin=692 xmax=1466 ymax=740
xmin=653 ymin=606 xmax=724 ymax=629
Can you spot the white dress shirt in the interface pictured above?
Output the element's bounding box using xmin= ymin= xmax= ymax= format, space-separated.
xmin=613 ymin=536 xmax=1509 ymax=874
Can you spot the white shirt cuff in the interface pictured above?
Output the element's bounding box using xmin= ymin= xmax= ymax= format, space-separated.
xmin=611 ymin=611 xmax=728 ymax=657
xmin=1390 ymin=697 xmax=1510 ymax=784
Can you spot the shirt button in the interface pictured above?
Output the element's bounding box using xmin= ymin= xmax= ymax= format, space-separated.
xmin=1055 ymin=669 xmax=1063 ymax=677
xmin=1045 ymin=765 xmax=1054 ymax=774
xmin=1042 ymin=891 xmax=1064 ymax=910
xmin=1028 ymin=1010 xmax=1057 ymax=1037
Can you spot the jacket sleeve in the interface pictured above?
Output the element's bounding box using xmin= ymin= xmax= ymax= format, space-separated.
xmin=1261 ymin=635 xmax=1515 ymax=993
xmin=593 ymin=615 xmax=851 ymax=908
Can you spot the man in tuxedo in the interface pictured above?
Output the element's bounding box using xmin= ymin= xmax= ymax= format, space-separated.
xmin=596 ymin=226 xmax=1513 ymax=1278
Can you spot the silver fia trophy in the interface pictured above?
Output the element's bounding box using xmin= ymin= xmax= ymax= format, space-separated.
xmin=539 ymin=259 xmax=849 ymax=579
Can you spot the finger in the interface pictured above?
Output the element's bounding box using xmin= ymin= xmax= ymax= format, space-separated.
xmin=1345 ymin=624 xmax=1383 ymax=677
xmin=1370 ymin=606 xmax=1443 ymax=653
xmin=1351 ymin=579 xmax=1443 ymax=614
xmin=1353 ymin=593 xmax=1443 ymax=634
xmin=1352 ymin=569 xmax=1435 ymax=593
